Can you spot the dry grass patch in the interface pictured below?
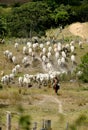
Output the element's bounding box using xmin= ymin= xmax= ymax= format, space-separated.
xmin=0 ymin=82 xmax=88 ymax=130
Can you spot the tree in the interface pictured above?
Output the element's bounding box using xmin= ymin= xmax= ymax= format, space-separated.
xmin=6 ymin=1 xmax=52 ymax=37
xmin=0 ymin=16 xmax=7 ymax=37
xmin=53 ymin=4 xmax=70 ymax=27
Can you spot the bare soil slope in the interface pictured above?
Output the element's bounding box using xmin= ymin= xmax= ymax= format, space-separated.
xmin=69 ymin=22 xmax=88 ymax=39
xmin=46 ymin=22 xmax=88 ymax=40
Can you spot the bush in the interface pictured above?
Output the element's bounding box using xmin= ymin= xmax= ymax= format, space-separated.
xmin=59 ymin=72 xmax=71 ymax=81
xmin=77 ymin=53 xmax=88 ymax=83
xmin=19 ymin=115 xmax=31 ymax=130
xmin=69 ymin=114 xmax=88 ymax=130
xmin=0 ymin=3 xmax=8 ymax=8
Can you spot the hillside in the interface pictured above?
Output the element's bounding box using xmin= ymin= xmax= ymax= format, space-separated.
xmin=46 ymin=22 xmax=88 ymax=41
xmin=69 ymin=22 xmax=88 ymax=39
xmin=0 ymin=22 xmax=88 ymax=130
xmin=0 ymin=22 xmax=88 ymax=78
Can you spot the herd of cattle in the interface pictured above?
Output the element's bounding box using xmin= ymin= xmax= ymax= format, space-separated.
xmin=0 ymin=37 xmax=85 ymax=88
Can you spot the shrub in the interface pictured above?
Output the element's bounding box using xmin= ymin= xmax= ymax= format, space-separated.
xmin=78 ymin=53 xmax=88 ymax=82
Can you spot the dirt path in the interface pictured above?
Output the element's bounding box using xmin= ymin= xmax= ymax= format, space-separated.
xmin=35 ymin=94 xmax=63 ymax=114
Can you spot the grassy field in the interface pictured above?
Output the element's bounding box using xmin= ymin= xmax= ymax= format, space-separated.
xmin=0 ymin=30 xmax=88 ymax=130
xmin=0 ymin=82 xmax=88 ymax=130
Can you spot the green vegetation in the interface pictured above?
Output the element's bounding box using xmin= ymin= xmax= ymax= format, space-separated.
xmin=0 ymin=0 xmax=88 ymax=38
xmin=18 ymin=105 xmax=31 ymax=130
xmin=77 ymin=53 xmax=88 ymax=83
xmin=69 ymin=114 xmax=88 ymax=130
